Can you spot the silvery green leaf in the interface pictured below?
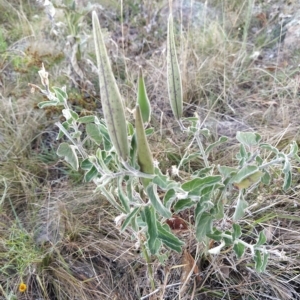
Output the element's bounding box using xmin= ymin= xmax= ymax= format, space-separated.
xmin=146 ymin=184 xmax=171 ymax=219
xmin=57 ymin=142 xmax=79 ymax=171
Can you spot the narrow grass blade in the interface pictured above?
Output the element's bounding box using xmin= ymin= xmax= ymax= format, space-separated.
xmin=92 ymin=11 xmax=129 ymax=160
xmin=167 ymin=13 xmax=183 ymax=120
xmin=135 ymin=105 xmax=154 ymax=187
xmin=137 ymin=66 xmax=151 ymax=123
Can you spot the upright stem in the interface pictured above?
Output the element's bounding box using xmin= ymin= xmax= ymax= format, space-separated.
xmin=195 ymin=131 xmax=209 ymax=168
xmin=141 ymin=242 xmax=155 ymax=291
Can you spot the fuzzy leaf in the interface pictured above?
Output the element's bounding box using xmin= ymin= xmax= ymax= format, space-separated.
xmin=233 ymin=242 xmax=245 ymax=258
xmin=283 ymin=158 xmax=291 ymax=174
xmin=261 ymin=170 xmax=271 ymax=185
xmin=195 ymin=212 xmax=213 ymax=241
xmin=231 ymin=165 xmax=262 ymax=189
xmin=255 ymin=231 xmax=267 ymax=247
xmin=233 ymin=170 xmax=263 ymax=190
xmin=207 ymin=229 xmax=223 ymax=242
xmin=283 ymin=170 xmax=292 ymax=191
xmin=84 ymin=165 xmax=98 ymax=182
xmin=98 ymin=123 xmax=112 ymax=151
xmin=214 ymin=200 xmax=224 ymax=219
xmin=146 ymin=184 xmax=171 ymax=219
xmin=260 ymin=252 xmax=269 ymax=273
xmin=98 ymin=187 xmax=126 ymax=213
xmin=153 ymin=168 xmax=178 ymax=190
xmin=38 ymin=100 xmax=59 ymax=108
xmin=163 ymin=188 xmax=176 ymax=209
xmin=86 ymin=123 xmax=102 ymax=145
xmin=254 ymin=250 xmax=262 ymax=270
xmin=57 ymin=142 xmax=79 ymax=171
xmin=232 ymin=224 xmax=242 ymax=241
xmin=52 ymin=86 xmax=67 ymax=103
xmin=144 ymin=206 xmax=158 ymax=254
xmin=236 ymin=131 xmax=261 ymax=147
xmin=57 ymin=121 xmax=69 ymax=140
xmin=81 ymin=158 xmax=93 ymax=170
xmin=157 ymin=222 xmax=184 ymax=253
xmin=237 ymin=144 xmax=248 ymax=161
xmin=194 ymin=166 xmax=214 ymax=177
xmin=290 ymin=141 xmax=300 ymax=163
xmin=117 ymin=177 xmax=130 ymax=213
xmin=260 ymin=143 xmax=279 ymax=155
xmin=181 ymin=176 xmax=222 ymax=195
xmin=218 ymin=166 xmax=238 ymax=178
xmin=77 ymin=116 xmax=96 ymax=123
xmin=121 ymin=207 xmax=140 ymax=232
xmin=180 ymin=153 xmax=201 ymax=166
xmin=174 ymin=199 xmax=195 ymax=213
xmin=62 ymin=109 xmax=78 ymax=121
xmin=233 ymin=193 xmax=248 ymax=221
xmin=205 ymin=136 xmax=228 ymax=155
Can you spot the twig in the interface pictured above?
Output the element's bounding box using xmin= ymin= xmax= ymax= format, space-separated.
xmin=140 ymin=282 xmax=181 ymax=300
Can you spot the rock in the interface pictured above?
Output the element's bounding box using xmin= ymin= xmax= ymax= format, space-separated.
xmin=283 ymin=17 xmax=300 ymax=55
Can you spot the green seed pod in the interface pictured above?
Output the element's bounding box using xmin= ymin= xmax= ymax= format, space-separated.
xmin=135 ymin=105 xmax=154 ymax=187
xmin=92 ymin=11 xmax=129 ymax=161
xmin=167 ymin=13 xmax=183 ymax=120
xmin=137 ymin=67 xmax=151 ymax=123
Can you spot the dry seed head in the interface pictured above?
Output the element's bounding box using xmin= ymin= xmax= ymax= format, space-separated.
xmin=38 ymin=63 xmax=49 ymax=88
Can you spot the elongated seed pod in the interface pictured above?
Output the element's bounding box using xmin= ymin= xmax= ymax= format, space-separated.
xmin=92 ymin=11 xmax=129 ymax=161
xmin=167 ymin=13 xmax=183 ymax=120
xmin=135 ymin=105 xmax=154 ymax=187
xmin=137 ymin=66 xmax=151 ymax=123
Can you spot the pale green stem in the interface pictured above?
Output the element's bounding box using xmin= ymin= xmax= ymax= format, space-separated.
xmin=141 ymin=242 xmax=156 ymax=291
xmin=259 ymin=157 xmax=285 ymax=169
xmin=220 ymin=233 xmax=267 ymax=256
xmin=195 ymin=131 xmax=209 ymax=168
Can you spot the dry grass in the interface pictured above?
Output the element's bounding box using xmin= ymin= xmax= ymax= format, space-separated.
xmin=1 ymin=0 xmax=300 ymax=299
